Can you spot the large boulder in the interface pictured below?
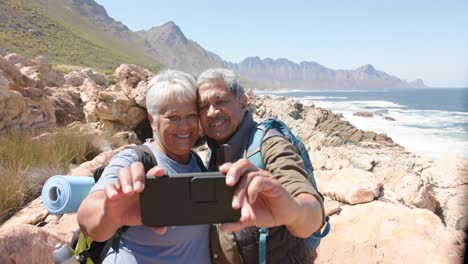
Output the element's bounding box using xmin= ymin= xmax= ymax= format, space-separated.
xmin=95 ymin=91 xmax=147 ymax=131
xmin=0 ymin=86 xmax=56 ymax=131
xmin=16 ymin=56 xmax=65 ymax=88
xmin=420 ymin=156 xmax=468 ymax=242
xmin=0 ymin=224 xmax=62 ymax=263
xmin=80 ymin=78 xmax=101 ymax=104
xmin=316 ymin=201 xmax=463 ymax=264
xmin=315 ymin=168 xmax=383 ymax=204
xmin=47 ymin=86 xmax=84 ymax=125
xmin=64 ymin=70 xmax=86 ymax=87
xmin=80 ymin=68 xmax=107 ymax=86
xmin=2 ymin=198 xmax=48 ymax=228
xmin=1 ymin=55 xmax=36 ymax=88
xmin=114 ymin=64 xmax=153 ymax=108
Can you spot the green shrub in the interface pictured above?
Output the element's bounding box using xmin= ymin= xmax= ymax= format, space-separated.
xmin=0 ymin=129 xmax=102 ymax=223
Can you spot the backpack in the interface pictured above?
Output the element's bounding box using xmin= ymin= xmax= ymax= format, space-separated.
xmin=245 ymin=117 xmax=330 ymax=264
xmin=71 ymin=144 xmax=207 ymax=264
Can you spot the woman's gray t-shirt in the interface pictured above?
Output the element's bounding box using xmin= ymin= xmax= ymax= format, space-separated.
xmin=91 ymin=143 xmax=211 ymax=264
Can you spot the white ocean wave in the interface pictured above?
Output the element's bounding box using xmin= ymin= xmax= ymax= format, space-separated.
xmin=255 ymin=89 xmax=304 ymax=94
xmin=314 ymin=100 xmax=405 ymax=109
xmin=340 ymin=111 xmax=468 ymax=159
xmin=255 ymin=90 xmax=468 ymax=158
xmin=302 ymin=96 xmax=348 ymax=100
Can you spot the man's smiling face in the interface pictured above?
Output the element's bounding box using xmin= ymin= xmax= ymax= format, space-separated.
xmin=197 ymin=79 xmax=247 ymax=144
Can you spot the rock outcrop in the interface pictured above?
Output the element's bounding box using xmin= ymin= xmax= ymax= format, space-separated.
xmin=0 ymin=56 xmax=465 ymax=263
xmin=0 ymin=55 xmax=57 ymax=131
xmin=315 ymin=202 xmax=462 ymax=264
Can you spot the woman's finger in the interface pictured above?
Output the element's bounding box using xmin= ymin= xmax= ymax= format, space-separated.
xmin=147 ymin=165 xmax=166 ymax=177
xmin=118 ymin=167 xmax=134 ymax=194
xmin=104 ymin=181 xmax=120 ymax=200
xmin=130 ymin=162 xmax=146 ymax=192
xmin=151 ymin=226 xmax=168 ymax=235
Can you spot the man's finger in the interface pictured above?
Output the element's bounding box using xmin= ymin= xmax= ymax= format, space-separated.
xmin=219 ymin=162 xmax=233 ymax=183
xmin=222 ymin=159 xmax=257 ymax=186
xmin=232 ymin=170 xmax=261 ymax=209
xmin=246 ymin=176 xmax=278 ymax=204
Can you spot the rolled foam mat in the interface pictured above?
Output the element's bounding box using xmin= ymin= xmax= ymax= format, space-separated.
xmin=41 ymin=175 xmax=95 ymax=214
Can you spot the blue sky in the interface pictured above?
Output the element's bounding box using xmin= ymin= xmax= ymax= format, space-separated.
xmin=95 ymin=0 xmax=468 ymax=87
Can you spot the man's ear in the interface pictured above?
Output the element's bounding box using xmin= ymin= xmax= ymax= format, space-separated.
xmin=240 ymin=95 xmax=248 ymax=112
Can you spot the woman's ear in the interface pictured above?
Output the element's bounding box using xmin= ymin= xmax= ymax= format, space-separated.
xmin=148 ymin=114 xmax=153 ymax=124
xmin=148 ymin=114 xmax=157 ymax=131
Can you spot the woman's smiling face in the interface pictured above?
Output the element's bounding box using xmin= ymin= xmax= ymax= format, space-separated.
xmin=152 ymin=98 xmax=199 ymax=163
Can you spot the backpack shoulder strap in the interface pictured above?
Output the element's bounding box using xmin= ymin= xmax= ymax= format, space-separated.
xmin=246 ymin=118 xmax=286 ymax=170
xmin=126 ymin=144 xmax=157 ymax=172
xmin=191 ymin=150 xmax=207 ymax=172
xmin=95 ymin=226 xmax=129 ymax=263
xmin=246 ymin=124 xmax=266 ymax=169
xmin=92 ymin=144 xmax=157 ymax=182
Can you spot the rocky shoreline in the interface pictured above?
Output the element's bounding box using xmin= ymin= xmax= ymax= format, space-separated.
xmin=0 ymin=53 xmax=466 ymax=263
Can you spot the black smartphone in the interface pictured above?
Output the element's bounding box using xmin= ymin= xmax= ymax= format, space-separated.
xmin=140 ymin=172 xmax=241 ymax=226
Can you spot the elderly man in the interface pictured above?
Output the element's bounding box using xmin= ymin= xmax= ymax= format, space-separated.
xmin=197 ymin=68 xmax=325 ymax=264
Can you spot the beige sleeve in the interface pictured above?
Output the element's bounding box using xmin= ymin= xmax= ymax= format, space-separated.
xmin=261 ymin=136 xmax=325 ymax=223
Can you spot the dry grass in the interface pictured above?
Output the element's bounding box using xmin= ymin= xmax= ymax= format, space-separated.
xmin=0 ymin=129 xmax=103 ymax=223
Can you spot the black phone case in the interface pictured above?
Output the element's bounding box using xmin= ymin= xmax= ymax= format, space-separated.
xmin=140 ymin=172 xmax=241 ymax=226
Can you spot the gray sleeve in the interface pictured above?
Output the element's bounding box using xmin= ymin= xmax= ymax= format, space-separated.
xmin=90 ymin=148 xmax=139 ymax=192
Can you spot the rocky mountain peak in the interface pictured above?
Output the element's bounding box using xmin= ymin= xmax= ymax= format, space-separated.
xmin=143 ymin=21 xmax=188 ymax=45
xmin=357 ymin=64 xmax=376 ymax=74
xmin=241 ymin=56 xmax=262 ymax=64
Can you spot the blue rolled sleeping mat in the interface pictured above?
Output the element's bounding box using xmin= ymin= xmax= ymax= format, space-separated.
xmin=41 ymin=175 xmax=94 ymax=214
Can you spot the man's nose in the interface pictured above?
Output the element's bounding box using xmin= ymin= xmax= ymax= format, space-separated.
xmin=207 ymin=104 xmax=218 ymax=116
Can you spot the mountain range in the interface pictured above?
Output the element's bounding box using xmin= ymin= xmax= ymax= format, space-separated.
xmin=0 ymin=0 xmax=426 ymax=89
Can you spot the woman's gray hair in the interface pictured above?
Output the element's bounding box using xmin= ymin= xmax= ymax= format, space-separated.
xmin=197 ymin=68 xmax=245 ymax=100
xmin=146 ymin=69 xmax=197 ymax=121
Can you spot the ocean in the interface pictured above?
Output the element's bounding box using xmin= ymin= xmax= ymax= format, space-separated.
xmin=255 ymin=88 xmax=468 ymax=159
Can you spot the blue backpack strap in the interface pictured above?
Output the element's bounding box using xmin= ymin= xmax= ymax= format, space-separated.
xmin=305 ymin=216 xmax=331 ymax=250
xmin=246 ymin=124 xmax=267 ymax=169
xmin=246 ymin=124 xmax=269 ymax=264
xmin=248 ymin=117 xmax=331 ymax=261
xmin=258 ymin=227 xmax=268 ymax=264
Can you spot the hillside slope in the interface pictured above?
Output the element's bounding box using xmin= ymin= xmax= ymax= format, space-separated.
xmin=0 ymin=0 xmax=161 ymax=72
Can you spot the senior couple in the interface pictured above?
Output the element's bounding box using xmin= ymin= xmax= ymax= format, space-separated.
xmin=77 ymin=68 xmax=325 ymax=264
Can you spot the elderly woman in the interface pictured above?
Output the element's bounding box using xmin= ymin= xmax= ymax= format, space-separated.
xmin=77 ymin=70 xmax=209 ymax=263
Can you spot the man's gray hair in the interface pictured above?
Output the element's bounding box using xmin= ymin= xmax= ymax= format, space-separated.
xmin=197 ymin=68 xmax=245 ymax=100
xmin=146 ymin=69 xmax=197 ymax=121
